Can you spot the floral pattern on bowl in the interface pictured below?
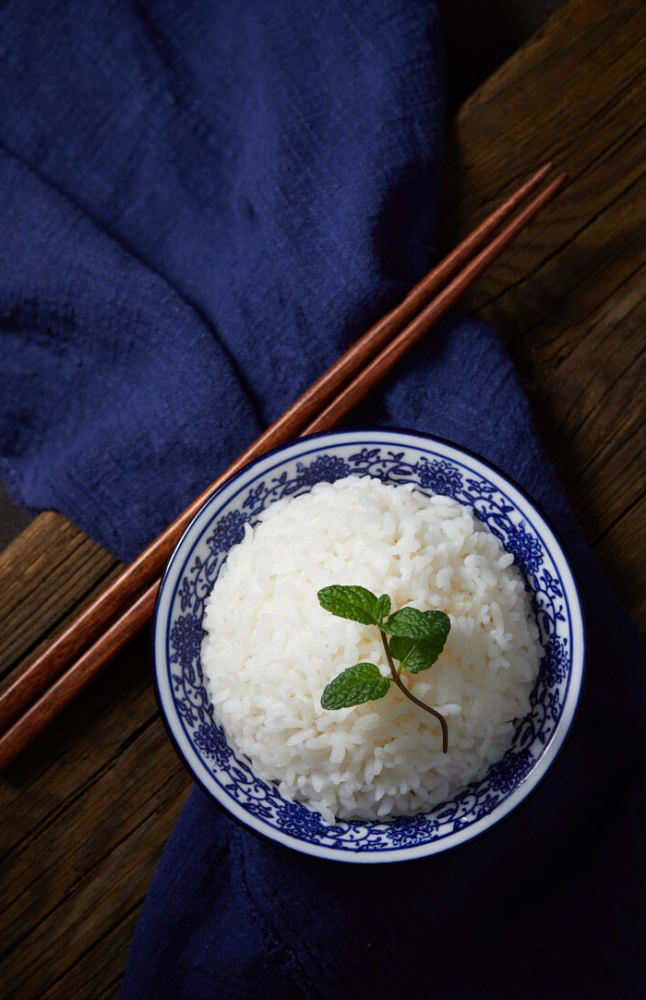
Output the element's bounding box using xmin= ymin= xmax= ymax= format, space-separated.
xmin=152 ymin=428 xmax=585 ymax=863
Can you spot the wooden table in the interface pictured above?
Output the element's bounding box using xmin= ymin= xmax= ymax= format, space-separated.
xmin=1 ymin=0 xmax=644 ymax=995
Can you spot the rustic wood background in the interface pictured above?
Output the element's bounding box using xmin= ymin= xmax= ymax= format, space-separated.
xmin=1 ymin=0 xmax=644 ymax=996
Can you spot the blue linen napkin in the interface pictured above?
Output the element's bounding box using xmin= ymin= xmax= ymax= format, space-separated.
xmin=0 ymin=2 xmax=644 ymax=998
xmin=0 ymin=0 xmax=443 ymax=561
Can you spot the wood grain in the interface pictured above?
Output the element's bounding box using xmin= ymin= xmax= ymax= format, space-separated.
xmin=437 ymin=0 xmax=646 ymax=633
xmin=0 ymin=513 xmax=119 ymax=683
xmin=0 ymin=1 xmax=644 ymax=997
xmin=0 ymin=630 xmax=191 ymax=1000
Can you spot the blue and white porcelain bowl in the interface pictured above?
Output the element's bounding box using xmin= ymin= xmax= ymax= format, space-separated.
xmin=153 ymin=428 xmax=585 ymax=863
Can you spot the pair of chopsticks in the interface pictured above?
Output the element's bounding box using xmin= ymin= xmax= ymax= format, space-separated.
xmin=0 ymin=162 xmax=567 ymax=769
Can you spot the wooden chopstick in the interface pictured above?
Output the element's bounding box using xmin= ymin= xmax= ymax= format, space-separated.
xmin=0 ymin=160 xmax=555 ymax=740
xmin=0 ymin=164 xmax=567 ymax=768
xmin=306 ymin=169 xmax=569 ymax=433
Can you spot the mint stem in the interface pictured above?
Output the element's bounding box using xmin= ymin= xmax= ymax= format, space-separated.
xmin=381 ymin=632 xmax=449 ymax=753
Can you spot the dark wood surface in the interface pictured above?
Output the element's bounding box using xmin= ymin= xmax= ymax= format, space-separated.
xmin=437 ymin=0 xmax=646 ymax=636
xmin=1 ymin=0 xmax=645 ymax=995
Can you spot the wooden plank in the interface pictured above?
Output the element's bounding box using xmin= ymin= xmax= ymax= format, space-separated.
xmin=0 ymin=513 xmax=119 ymax=683
xmin=437 ymin=0 xmax=646 ymax=632
xmin=1 ymin=1 xmax=645 ymax=998
xmin=0 ymin=631 xmax=192 ymax=999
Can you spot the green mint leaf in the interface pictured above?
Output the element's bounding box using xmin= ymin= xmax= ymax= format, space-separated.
xmin=388 ymin=634 xmax=440 ymax=673
xmin=383 ymin=607 xmax=450 ymax=639
xmin=317 ymin=585 xmax=381 ymax=625
xmin=321 ymin=663 xmax=390 ymax=710
xmin=375 ymin=593 xmax=391 ymax=621
xmin=385 ymin=610 xmax=451 ymax=673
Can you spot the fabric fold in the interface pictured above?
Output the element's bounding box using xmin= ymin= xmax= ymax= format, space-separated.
xmin=0 ymin=3 xmax=644 ymax=999
xmin=119 ymin=311 xmax=646 ymax=1000
xmin=0 ymin=144 xmax=261 ymax=559
xmin=0 ymin=0 xmax=445 ymax=563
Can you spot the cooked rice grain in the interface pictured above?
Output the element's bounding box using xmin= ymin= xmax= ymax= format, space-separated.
xmin=201 ymin=476 xmax=541 ymax=823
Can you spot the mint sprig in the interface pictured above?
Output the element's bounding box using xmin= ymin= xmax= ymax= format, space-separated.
xmin=385 ymin=608 xmax=451 ymax=674
xmin=317 ymin=585 xmax=390 ymax=626
xmin=320 ymin=662 xmax=390 ymax=710
xmin=318 ymin=585 xmax=451 ymax=752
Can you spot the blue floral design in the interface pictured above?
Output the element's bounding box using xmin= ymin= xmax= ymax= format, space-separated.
xmin=294 ymin=454 xmax=351 ymax=486
xmin=541 ymin=635 xmax=570 ymax=685
xmin=206 ymin=509 xmax=248 ymax=554
xmin=170 ymin=613 xmax=203 ymax=673
xmin=484 ymin=747 xmax=536 ymax=794
xmin=415 ymin=457 xmax=463 ymax=496
xmin=506 ymin=522 xmax=544 ymax=574
xmin=193 ymin=721 xmax=230 ymax=770
xmin=384 ymin=812 xmax=443 ymax=846
xmin=162 ymin=440 xmax=577 ymax=855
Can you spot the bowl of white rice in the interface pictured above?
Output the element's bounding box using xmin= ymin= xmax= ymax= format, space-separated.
xmin=153 ymin=428 xmax=584 ymax=862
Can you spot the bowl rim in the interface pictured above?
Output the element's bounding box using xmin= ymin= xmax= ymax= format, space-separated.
xmin=152 ymin=425 xmax=586 ymax=862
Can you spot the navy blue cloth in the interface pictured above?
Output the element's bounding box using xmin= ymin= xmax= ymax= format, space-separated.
xmin=0 ymin=3 xmax=644 ymax=999
xmin=0 ymin=0 xmax=443 ymax=561
xmin=119 ymin=315 xmax=646 ymax=1000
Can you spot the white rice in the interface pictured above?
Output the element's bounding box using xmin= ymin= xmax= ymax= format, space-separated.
xmin=201 ymin=475 xmax=541 ymax=824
